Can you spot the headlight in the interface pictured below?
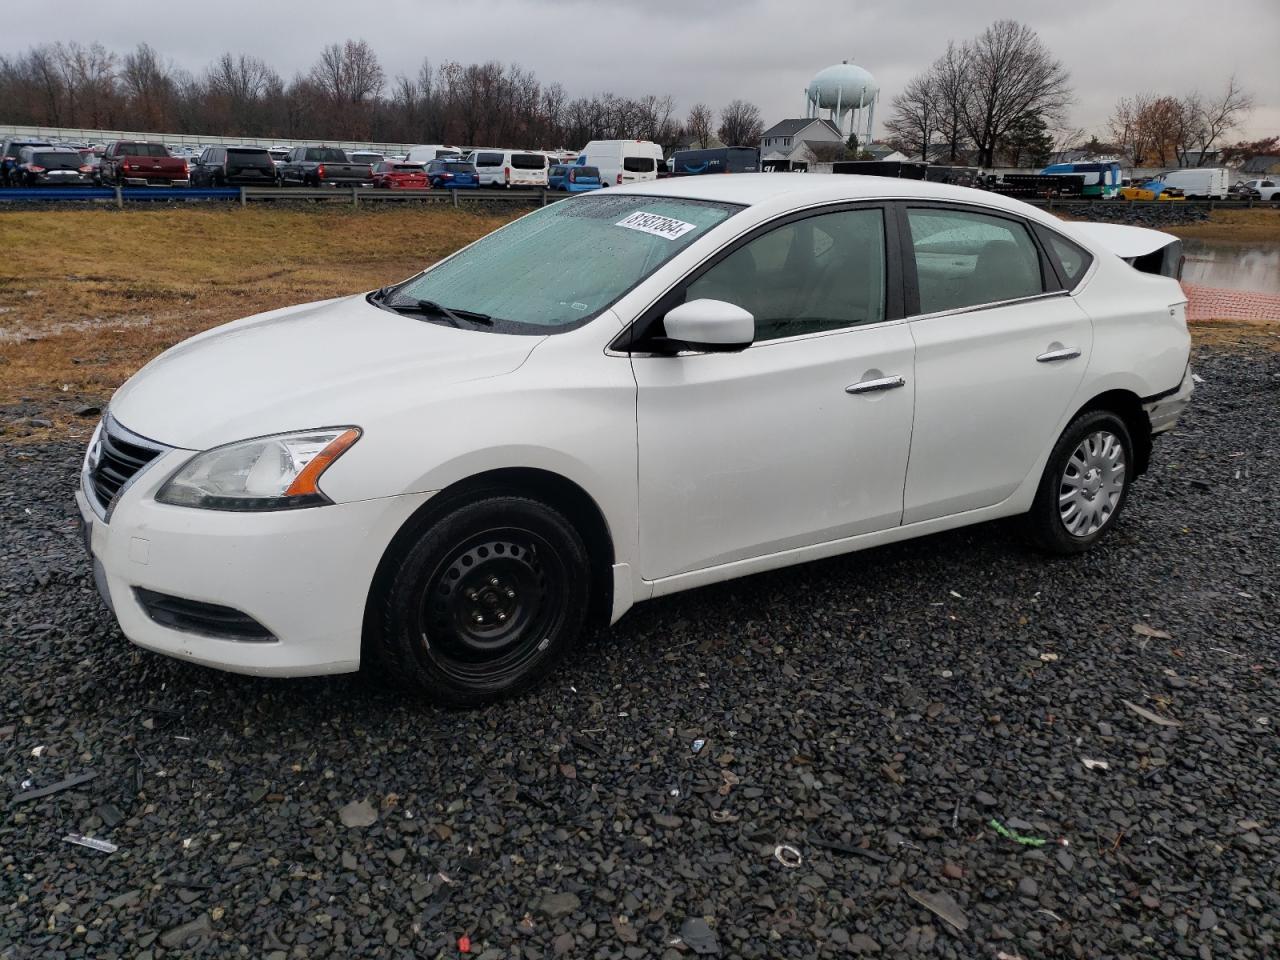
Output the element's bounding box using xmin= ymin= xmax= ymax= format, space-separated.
xmin=156 ymin=427 xmax=360 ymax=511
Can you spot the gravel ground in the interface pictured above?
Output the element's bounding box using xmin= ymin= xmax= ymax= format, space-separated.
xmin=2 ymin=346 xmax=1277 ymax=960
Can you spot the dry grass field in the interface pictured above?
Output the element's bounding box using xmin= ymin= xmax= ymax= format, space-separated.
xmin=1 ymin=203 xmax=1276 ymax=444
xmin=1 ymin=205 xmax=518 ymax=441
xmin=1162 ymin=207 xmax=1280 ymax=245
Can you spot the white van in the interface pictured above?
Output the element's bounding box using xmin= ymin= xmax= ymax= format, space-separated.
xmin=1160 ymin=167 xmax=1230 ymax=200
xmin=467 ymin=149 xmax=549 ymax=188
xmin=576 ymin=140 xmax=664 ymax=187
xmin=405 ymin=144 xmax=463 ymax=165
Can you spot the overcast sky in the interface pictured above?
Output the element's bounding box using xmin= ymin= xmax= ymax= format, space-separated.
xmin=9 ymin=0 xmax=1279 ymax=141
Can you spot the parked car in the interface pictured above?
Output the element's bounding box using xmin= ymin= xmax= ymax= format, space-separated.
xmin=277 ymin=146 xmax=374 ymax=187
xmin=1119 ymin=179 xmax=1185 ymax=202
xmin=548 ymin=163 xmax=603 ymax=192
xmin=406 ymin=144 xmax=463 ymax=164
xmin=576 ymin=139 xmax=664 ymax=187
xmin=190 ymin=146 xmax=277 ymax=187
xmin=1158 ymin=167 xmax=1230 ymax=200
xmin=80 ymin=174 xmax=1192 ymax=707
xmin=12 ymin=146 xmax=94 ymax=186
xmin=349 ymin=151 xmax=386 ymax=168
xmin=1 ymin=138 xmax=53 ymax=186
xmin=425 ymin=158 xmax=479 ymax=188
xmin=466 ymin=149 xmax=549 ymax=188
xmin=1238 ymin=178 xmax=1279 ymax=201
xmin=372 ymin=161 xmax=429 ymax=189
xmin=98 ymin=141 xmax=190 ymax=187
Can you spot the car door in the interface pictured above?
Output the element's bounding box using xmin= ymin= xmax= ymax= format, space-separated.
xmin=630 ymin=204 xmax=916 ymax=582
xmin=899 ymin=203 xmax=1093 ymax=525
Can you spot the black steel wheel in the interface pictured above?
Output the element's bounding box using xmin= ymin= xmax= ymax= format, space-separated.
xmin=378 ymin=494 xmax=591 ymax=706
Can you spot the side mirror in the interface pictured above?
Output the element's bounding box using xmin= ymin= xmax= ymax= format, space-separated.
xmin=657 ymin=299 xmax=754 ymax=354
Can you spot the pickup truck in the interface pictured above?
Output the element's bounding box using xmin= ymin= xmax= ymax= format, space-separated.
xmin=277 ymin=146 xmax=374 ymax=187
xmin=98 ymin=141 xmax=190 ymax=187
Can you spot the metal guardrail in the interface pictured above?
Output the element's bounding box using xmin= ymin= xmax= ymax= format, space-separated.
xmin=0 ymin=185 xmax=563 ymax=207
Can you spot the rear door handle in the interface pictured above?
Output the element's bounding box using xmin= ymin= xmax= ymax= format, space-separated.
xmin=846 ymin=375 xmax=906 ymax=395
xmin=1037 ymin=348 xmax=1081 ymax=363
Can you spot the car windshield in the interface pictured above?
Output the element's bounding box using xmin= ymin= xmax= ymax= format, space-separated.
xmin=391 ymin=195 xmax=740 ymax=331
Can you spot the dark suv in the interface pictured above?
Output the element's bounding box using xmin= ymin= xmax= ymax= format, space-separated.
xmin=13 ymin=146 xmax=93 ymax=186
xmin=190 ymin=146 xmax=277 ymax=187
xmin=1 ymin=138 xmax=53 ymax=186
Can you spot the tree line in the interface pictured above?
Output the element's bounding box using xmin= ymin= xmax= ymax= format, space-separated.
xmin=0 ymin=40 xmax=765 ymax=150
xmin=885 ymin=19 xmax=1258 ymax=168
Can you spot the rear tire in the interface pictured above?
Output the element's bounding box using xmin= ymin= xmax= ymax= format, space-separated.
xmin=1025 ymin=410 xmax=1134 ymax=554
xmin=377 ymin=494 xmax=591 ymax=707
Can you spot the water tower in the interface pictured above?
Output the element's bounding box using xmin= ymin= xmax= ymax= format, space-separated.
xmin=804 ymin=60 xmax=879 ymax=147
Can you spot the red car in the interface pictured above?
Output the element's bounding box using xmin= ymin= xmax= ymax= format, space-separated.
xmin=371 ymin=161 xmax=429 ymax=189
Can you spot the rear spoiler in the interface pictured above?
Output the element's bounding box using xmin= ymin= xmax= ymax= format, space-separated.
xmin=1072 ymin=222 xmax=1185 ymax=280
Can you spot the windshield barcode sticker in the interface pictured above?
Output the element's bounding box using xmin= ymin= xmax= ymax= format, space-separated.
xmin=616 ymin=211 xmax=698 ymax=240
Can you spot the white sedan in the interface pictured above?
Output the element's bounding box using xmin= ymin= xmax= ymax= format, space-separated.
xmin=78 ymin=175 xmax=1193 ymax=705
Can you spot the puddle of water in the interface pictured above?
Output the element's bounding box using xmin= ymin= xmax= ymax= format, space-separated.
xmin=1180 ymin=238 xmax=1280 ymax=294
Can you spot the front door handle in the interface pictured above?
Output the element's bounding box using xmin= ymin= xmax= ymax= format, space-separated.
xmin=1037 ymin=348 xmax=1081 ymax=363
xmin=846 ymin=375 xmax=906 ymax=395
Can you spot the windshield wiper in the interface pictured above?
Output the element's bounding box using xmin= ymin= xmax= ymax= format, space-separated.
xmin=392 ymin=298 xmax=494 ymax=327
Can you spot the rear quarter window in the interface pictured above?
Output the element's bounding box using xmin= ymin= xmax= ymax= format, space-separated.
xmin=1034 ymin=225 xmax=1094 ymax=289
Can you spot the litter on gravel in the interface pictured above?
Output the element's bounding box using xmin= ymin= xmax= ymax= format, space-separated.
xmin=62 ymin=833 xmax=118 ymax=854
xmin=1122 ymin=699 xmax=1184 ymax=727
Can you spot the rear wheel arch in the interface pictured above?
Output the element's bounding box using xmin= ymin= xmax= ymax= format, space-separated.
xmin=362 ymin=467 xmax=616 ymax=665
xmin=1070 ymin=389 xmax=1152 ymax=475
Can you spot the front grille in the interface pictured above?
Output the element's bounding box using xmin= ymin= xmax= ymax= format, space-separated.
xmin=134 ymin=588 xmax=276 ymax=641
xmin=88 ymin=415 xmax=168 ymax=516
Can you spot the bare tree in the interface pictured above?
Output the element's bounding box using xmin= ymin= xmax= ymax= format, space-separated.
xmin=1191 ymin=75 xmax=1254 ymax=164
xmin=717 ymin=99 xmax=763 ymax=146
xmin=960 ymin=20 xmax=1072 ymax=167
xmin=885 ymin=72 xmax=941 ymax=159
xmin=685 ymin=103 xmax=714 ymax=148
xmin=120 ymin=43 xmax=175 ymax=129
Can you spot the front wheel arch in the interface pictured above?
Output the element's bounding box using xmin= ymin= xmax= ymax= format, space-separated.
xmin=361 ymin=467 xmax=616 ymax=669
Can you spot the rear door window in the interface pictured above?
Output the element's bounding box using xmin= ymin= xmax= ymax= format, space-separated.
xmin=623 ymin=157 xmax=656 ymax=173
xmin=906 ymin=207 xmax=1046 ymax=314
xmin=475 ymin=153 xmax=503 ymax=167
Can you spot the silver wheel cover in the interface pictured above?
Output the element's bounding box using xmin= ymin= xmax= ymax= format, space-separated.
xmin=1059 ymin=430 xmax=1126 ymax=537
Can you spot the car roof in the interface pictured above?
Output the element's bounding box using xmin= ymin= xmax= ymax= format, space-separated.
xmin=608 ymin=173 xmax=1046 ymax=218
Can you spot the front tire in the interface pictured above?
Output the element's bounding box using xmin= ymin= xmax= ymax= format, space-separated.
xmin=378 ymin=494 xmax=591 ymax=707
xmin=1026 ymin=410 xmax=1133 ymax=554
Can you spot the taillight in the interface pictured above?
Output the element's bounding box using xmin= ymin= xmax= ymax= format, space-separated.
xmin=316 ymin=163 xmax=326 ymax=179
xmin=616 ymin=173 xmax=622 ymax=184
xmin=123 ymin=162 xmax=133 ymax=171
xmin=79 ymin=165 xmax=92 ymax=174
xmin=504 ymin=166 xmax=510 ymax=181
xmin=569 ymin=170 xmax=577 ymax=182
xmin=29 ymin=165 xmax=46 ymax=174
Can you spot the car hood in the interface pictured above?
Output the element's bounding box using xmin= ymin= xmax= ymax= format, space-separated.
xmin=110 ymin=294 xmax=543 ymax=450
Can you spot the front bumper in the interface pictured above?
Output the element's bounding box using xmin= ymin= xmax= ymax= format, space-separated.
xmin=1145 ymin=365 xmax=1194 ymax=435
xmin=78 ymin=449 xmax=433 ymax=677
